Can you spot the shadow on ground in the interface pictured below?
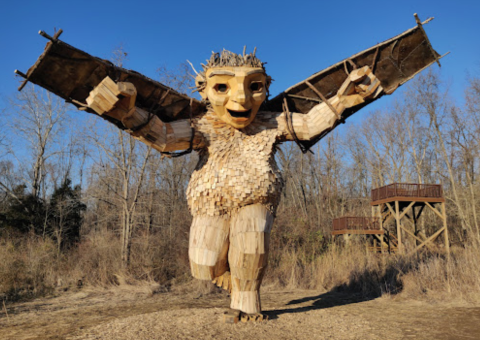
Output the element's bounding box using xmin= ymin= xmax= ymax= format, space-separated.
xmin=264 ymin=290 xmax=373 ymax=320
xmin=265 ymin=255 xmax=418 ymax=320
xmin=265 ymin=250 xmax=453 ymax=320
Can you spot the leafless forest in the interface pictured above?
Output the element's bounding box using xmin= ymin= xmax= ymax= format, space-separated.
xmin=1 ymin=65 xmax=480 ymax=304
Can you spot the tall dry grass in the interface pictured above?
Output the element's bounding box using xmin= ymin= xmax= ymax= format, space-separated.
xmin=2 ymin=231 xmax=480 ymax=304
xmin=0 ymin=229 xmax=192 ymax=301
xmin=265 ymin=240 xmax=480 ymax=303
xmin=0 ymin=235 xmax=60 ymax=300
xmin=401 ymin=246 xmax=480 ymax=303
xmin=69 ymin=229 xmax=191 ymax=288
xmin=264 ymin=242 xmax=401 ymax=295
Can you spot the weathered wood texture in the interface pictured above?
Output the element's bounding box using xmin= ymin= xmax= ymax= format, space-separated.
xmin=290 ymin=66 xmax=383 ymax=142
xmin=85 ymin=77 xmax=196 ymax=153
xmin=187 ymin=111 xmax=284 ymax=217
xmin=20 ymin=37 xmax=206 ymax=127
xmin=189 ymin=204 xmax=273 ymax=314
xmin=265 ymin=19 xmax=443 ymax=147
xmin=18 ymin=17 xmax=443 ymax=141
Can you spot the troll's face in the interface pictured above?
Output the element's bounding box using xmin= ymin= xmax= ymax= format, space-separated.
xmin=200 ymin=66 xmax=267 ymax=129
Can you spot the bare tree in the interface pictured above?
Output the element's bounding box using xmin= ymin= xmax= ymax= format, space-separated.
xmin=157 ymin=62 xmax=195 ymax=96
xmin=5 ymin=86 xmax=67 ymax=200
xmin=0 ymin=86 xmax=78 ymax=236
xmin=86 ymin=123 xmax=152 ymax=266
xmin=409 ymin=71 xmax=472 ymax=240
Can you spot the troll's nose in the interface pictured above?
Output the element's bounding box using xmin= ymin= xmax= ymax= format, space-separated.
xmin=231 ymin=85 xmax=247 ymax=105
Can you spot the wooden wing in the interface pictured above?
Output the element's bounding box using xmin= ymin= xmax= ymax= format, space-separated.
xmin=15 ymin=30 xmax=206 ymax=130
xmin=264 ymin=16 xmax=447 ymax=120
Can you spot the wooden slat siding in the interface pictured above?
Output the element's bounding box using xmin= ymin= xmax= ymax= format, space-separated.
xmin=371 ymin=183 xmax=444 ymax=202
xmin=332 ymin=217 xmax=381 ymax=231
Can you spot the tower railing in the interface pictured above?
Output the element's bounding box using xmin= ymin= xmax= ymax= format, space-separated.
xmin=371 ymin=183 xmax=443 ymax=202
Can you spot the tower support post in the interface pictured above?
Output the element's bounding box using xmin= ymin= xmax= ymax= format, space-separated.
xmin=442 ymin=202 xmax=450 ymax=255
xmin=395 ymin=200 xmax=403 ymax=254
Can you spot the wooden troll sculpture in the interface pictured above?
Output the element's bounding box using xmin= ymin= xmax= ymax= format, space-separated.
xmin=88 ymin=54 xmax=382 ymax=319
xmin=17 ymin=15 xmax=443 ymax=322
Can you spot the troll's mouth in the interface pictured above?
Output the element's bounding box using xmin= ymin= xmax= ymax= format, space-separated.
xmin=227 ymin=109 xmax=251 ymax=119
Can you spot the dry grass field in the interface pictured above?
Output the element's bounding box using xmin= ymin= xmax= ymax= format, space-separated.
xmin=2 ymin=236 xmax=480 ymax=339
xmin=1 ymin=285 xmax=480 ymax=340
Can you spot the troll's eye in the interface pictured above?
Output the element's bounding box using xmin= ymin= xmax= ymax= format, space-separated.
xmin=214 ymin=84 xmax=228 ymax=93
xmin=250 ymin=82 xmax=263 ymax=93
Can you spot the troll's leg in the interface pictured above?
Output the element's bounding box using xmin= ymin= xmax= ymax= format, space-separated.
xmin=228 ymin=204 xmax=273 ymax=314
xmin=189 ymin=214 xmax=230 ymax=280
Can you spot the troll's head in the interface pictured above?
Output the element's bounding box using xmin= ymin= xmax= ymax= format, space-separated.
xmin=195 ymin=49 xmax=271 ymax=129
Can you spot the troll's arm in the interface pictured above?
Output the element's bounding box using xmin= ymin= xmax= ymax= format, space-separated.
xmin=86 ymin=77 xmax=202 ymax=153
xmin=282 ymin=66 xmax=382 ymax=142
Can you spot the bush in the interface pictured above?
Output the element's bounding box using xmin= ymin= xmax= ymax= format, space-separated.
xmin=0 ymin=235 xmax=59 ymax=300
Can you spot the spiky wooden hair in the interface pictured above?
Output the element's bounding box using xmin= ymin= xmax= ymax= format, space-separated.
xmin=190 ymin=48 xmax=272 ymax=95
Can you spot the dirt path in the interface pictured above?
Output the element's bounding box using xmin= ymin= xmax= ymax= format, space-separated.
xmin=1 ymin=287 xmax=479 ymax=340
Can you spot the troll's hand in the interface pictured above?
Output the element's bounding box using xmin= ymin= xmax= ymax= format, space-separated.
xmin=337 ymin=66 xmax=383 ymax=109
xmin=86 ymin=76 xmax=137 ymax=120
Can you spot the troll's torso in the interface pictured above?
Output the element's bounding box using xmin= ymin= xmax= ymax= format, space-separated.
xmin=186 ymin=111 xmax=285 ymax=216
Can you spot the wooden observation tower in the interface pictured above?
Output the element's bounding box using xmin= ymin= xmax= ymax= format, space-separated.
xmin=371 ymin=183 xmax=449 ymax=255
xmin=332 ymin=183 xmax=449 ymax=255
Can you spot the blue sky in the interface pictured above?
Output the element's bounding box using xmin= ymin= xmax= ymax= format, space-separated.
xmin=1 ymin=0 xmax=479 ymax=118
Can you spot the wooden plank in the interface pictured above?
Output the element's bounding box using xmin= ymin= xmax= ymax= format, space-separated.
xmin=349 ymin=66 xmax=370 ymax=82
xmin=395 ymin=200 xmax=403 ymax=253
xmin=383 ymin=213 xmax=395 ymax=226
xmin=399 ymin=223 xmax=436 ymax=251
xmin=371 ymin=196 xmax=445 ymax=205
xmin=414 ymin=13 xmax=441 ymax=67
xmin=425 ymin=202 xmax=444 ymax=219
xmin=399 ymin=201 xmax=416 ymax=220
xmin=410 ymin=226 xmax=445 ymax=255
xmin=441 ymin=202 xmax=450 ymax=254
xmin=385 ymin=202 xmax=396 ymax=216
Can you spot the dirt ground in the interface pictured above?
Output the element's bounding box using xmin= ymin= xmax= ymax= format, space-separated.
xmin=1 ymin=285 xmax=480 ymax=340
